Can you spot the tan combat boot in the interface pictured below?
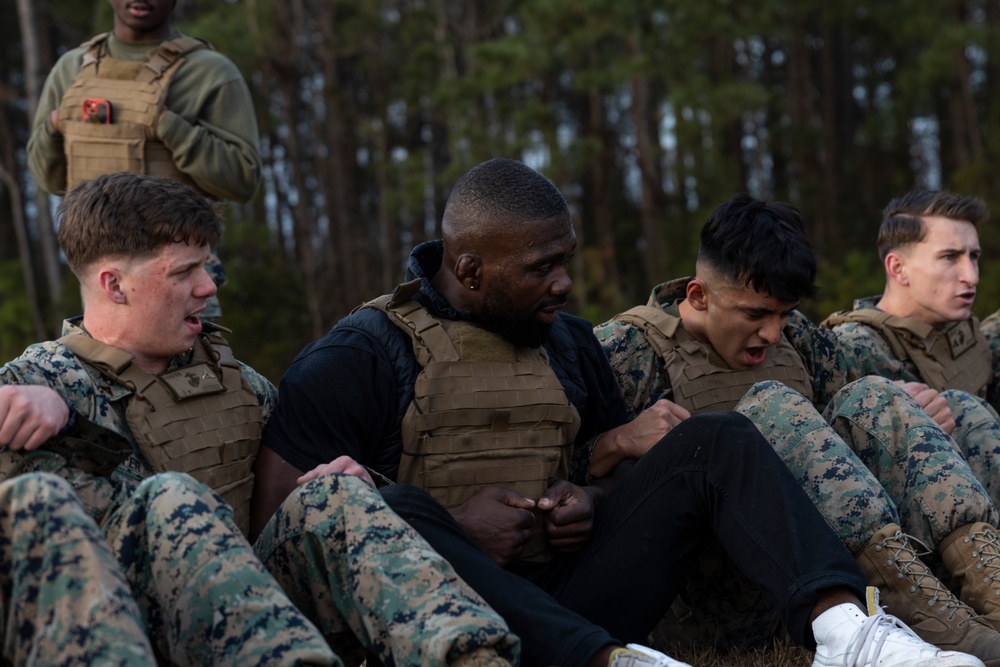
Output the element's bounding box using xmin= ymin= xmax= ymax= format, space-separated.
xmin=857 ymin=523 xmax=1000 ymax=666
xmin=942 ymin=522 xmax=1000 ymax=631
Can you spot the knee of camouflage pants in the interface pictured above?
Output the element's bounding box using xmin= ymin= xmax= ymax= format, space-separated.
xmin=254 ymin=473 xmax=520 ymax=667
xmin=736 ymin=380 xmax=896 ymax=554
xmin=942 ymin=389 xmax=1000 ymax=510
xmin=1 ymin=472 xmax=154 ymax=666
xmin=105 ymin=471 xmax=339 ymax=666
xmin=823 ymin=376 xmax=998 ymax=546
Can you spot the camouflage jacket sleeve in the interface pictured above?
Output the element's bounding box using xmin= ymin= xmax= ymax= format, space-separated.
xmin=979 ymin=310 xmax=1000 ymax=411
xmin=0 ymin=341 xmax=124 ymax=518
xmin=238 ymin=361 xmax=277 ymax=423
xmin=593 ymin=318 xmax=673 ymax=422
xmin=1 ymin=341 xmax=128 ymax=433
xmin=783 ymin=310 xmax=849 ymax=411
xmin=825 ymin=320 xmax=923 ymax=385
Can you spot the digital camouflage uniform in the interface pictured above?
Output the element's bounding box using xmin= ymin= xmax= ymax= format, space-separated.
xmin=594 ymin=278 xmax=999 ymax=650
xmin=0 ymin=319 xmax=518 ymax=667
xmin=823 ymin=296 xmax=1000 ymax=511
xmin=981 ymin=309 xmax=1000 ymax=397
xmin=0 ymin=471 xmax=154 ymax=665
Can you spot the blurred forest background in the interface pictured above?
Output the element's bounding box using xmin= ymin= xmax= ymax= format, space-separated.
xmin=3 ymin=0 xmax=1000 ymax=383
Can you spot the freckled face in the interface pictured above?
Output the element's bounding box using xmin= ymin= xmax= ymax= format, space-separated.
xmin=118 ymin=242 xmax=216 ymax=369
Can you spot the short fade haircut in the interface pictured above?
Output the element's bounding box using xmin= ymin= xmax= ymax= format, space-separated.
xmin=442 ymin=158 xmax=567 ymax=242
xmin=57 ymin=172 xmax=221 ymax=277
xmin=878 ymin=190 xmax=988 ymax=260
xmin=698 ymin=193 xmax=817 ymax=304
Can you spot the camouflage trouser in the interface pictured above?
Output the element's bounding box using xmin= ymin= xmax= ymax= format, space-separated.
xmin=0 ymin=472 xmax=155 ymax=666
xmin=102 ymin=471 xmax=339 ymax=666
xmin=254 ymin=473 xmax=520 ymax=667
xmin=738 ymin=377 xmax=996 ymax=549
xmin=652 ymin=376 xmax=998 ymax=652
xmin=944 ymin=389 xmax=1000 ymax=511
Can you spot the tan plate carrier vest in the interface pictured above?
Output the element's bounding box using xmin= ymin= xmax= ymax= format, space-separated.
xmin=57 ymin=330 xmax=262 ymax=535
xmin=617 ymin=305 xmax=813 ymax=414
xmin=58 ymin=32 xmax=210 ymax=194
xmin=824 ymin=309 xmax=991 ymax=397
xmin=364 ymin=281 xmax=581 ymax=561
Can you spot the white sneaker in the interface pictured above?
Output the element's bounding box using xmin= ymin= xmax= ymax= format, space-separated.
xmin=812 ymin=601 xmax=986 ymax=667
xmin=608 ymin=643 xmax=692 ymax=667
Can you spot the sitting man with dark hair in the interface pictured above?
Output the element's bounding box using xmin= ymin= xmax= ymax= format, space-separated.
xmin=253 ymin=159 xmax=981 ymax=667
xmin=596 ymin=193 xmax=1000 ymax=664
xmin=0 ymin=172 xmax=518 ymax=667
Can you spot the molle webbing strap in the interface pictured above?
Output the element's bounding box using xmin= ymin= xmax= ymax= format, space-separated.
xmin=370 ymin=292 xmax=580 ymax=561
xmin=673 ymin=358 xmax=809 ymax=413
xmin=139 ymin=35 xmax=211 ymax=84
xmin=824 ymin=309 xmax=991 ymax=394
xmin=57 ymin=331 xmax=260 ymax=536
xmin=79 ymin=33 xmax=110 ymax=70
xmin=78 ymin=33 xmax=211 ymax=82
xmin=59 ymin=33 xmax=210 ymax=193
xmin=387 ymin=299 xmax=459 ymax=364
xmin=359 ymin=280 xmax=460 ymax=365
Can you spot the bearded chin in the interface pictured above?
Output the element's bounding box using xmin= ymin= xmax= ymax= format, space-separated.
xmin=488 ymin=317 xmax=552 ymax=348
xmin=478 ymin=290 xmax=552 ymax=348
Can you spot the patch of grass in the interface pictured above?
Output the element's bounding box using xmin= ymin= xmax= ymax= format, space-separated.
xmin=667 ymin=637 xmax=813 ymax=666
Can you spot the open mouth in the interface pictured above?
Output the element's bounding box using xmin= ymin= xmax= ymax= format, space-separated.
xmin=537 ymin=300 xmax=567 ymax=324
xmin=745 ymin=346 xmax=766 ymax=365
xmin=537 ymin=308 xmax=560 ymax=324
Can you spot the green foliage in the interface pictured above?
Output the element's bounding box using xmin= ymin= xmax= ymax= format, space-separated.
xmin=811 ymin=251 xmax=884 ymax=323
xmin=182 ymin=6 xmax=266 ymax=75
xmin=214 ymin=213 xmax=312 ymax=386
xmin=0 ymin=260 xmax=37 ymax=360
xmin=9 ymin=0 xmax=1000 ymax=377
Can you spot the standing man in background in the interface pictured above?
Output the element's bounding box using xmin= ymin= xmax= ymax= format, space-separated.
xmin=27 ymin=0 xmax=261 ymax=321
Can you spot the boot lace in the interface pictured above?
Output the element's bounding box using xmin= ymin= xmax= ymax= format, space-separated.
xmin=966 ymin=525 xmax=1000 ymax=600
xmin=877 ymin=529 xmax=973 ymax=623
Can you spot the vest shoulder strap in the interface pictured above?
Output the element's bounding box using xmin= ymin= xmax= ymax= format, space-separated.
xmin=57 ymin=332 xmax=134 ymax=376
xmin=360 ymin=281 xmax=459 ymax=364
xmin=199 ymin=322 xmax=237 ymax=366
xmin=823 ymin=308 xmax=914 ymax=361
xmin=57 ymin=330 xmax=233 ymax=391
xmin=138 ymin=35 xmax=212 ymax=84
xmin=616 ymin=304 xmax=682 ymax=361
xmin=79 ymin=32 xmax=111 ymax=71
